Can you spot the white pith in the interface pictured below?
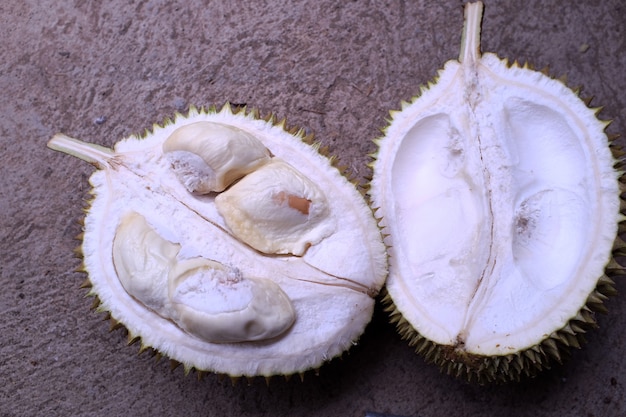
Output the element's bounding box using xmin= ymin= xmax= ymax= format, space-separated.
xmin=50 ymin=106 xmax=388 ymax=376
xmin=370 ymin=2 xmax=620 ymax=356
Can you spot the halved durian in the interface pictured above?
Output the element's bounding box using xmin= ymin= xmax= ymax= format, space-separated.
xmin=48 ymin=104 xmax=387 ymax=378
xmin=369 ymin=1 xmax=623 ymax=383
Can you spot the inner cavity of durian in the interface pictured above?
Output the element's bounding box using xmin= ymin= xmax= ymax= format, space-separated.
xmin=390 ymin=95 xmax=600 ymax=354
xmin=110 ymin=122 xmax=342 ymax=343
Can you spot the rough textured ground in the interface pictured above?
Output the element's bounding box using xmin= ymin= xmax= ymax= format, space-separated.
xmin=1 ymin=0 xmax=625 ymax=416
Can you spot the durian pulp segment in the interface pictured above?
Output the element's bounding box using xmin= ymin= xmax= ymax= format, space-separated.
xmin=371 ymin=1 xmax=620 ymax=358
xmin=48 ymin=105 xmax=388 ymax=376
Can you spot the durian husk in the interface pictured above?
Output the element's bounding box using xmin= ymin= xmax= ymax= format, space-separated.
xmin=372 ymin=66 xmax=625 ymax=383
xmin=70 ymin=102 xmax=378 ymax=383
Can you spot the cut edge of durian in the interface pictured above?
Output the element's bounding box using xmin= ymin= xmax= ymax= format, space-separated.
xmin=373 ymin=79 xmax=626 ymax=377
xmin=381 ymin=245 xmax=622 ymax=384
xmin=368 ymin=1 xmax=625 ymax=383
xmin=66 ymin=101 xmax=380 ymax=381
xmin=79 ymin=284 xmax=357 ymax=384
xmin=373 ymin=146 xmax=624 ymax=381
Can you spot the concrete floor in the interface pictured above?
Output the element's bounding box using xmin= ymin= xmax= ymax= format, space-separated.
xmin=1 ymin=0 xmax=625 ymax=416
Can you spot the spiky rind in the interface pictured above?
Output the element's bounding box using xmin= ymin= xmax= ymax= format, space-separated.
xmin=68 ymin=102 xmax=375 ymax=380
xmin=382 ymin=261 xmax=620 ymax=384
xmin=371 ymin=37 xmax=625 ymax=382
xmin=378 ymin=157 xmax=624 ymax=384
xmin=379 ymin=147 xmax=625 ymax=383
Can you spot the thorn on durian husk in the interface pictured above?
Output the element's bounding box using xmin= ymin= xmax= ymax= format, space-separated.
xmin=137 ymin=343 xmax=151 ymax=356
xmin=580 ymin=95 xmax=593 ymax=106
xmin=127 ymin=335 xmax=141 ymax=346
xmin=598 ymin=275 xmax=619 ymax=297
xmin=262 ymin=111 xmax=275 ymax=124
xmin=318 ymin=145 xmax=330 ymax=157
xmin=593 ymin=105 xmax=605 ymax=116
xmin=302 ymin=133 xmax=315 ymax=145
xmin=169 ymin=359 xmax=182 ymax=372
xmin=90 ymin=297 xmax=101 ymax=310
xmin=109 ymin=318 xmax=124 ymax=332
xmin=613 ymin=160 xmax=626 ymax=172
xmin=610 ymin=145 xmax=625 ymax=159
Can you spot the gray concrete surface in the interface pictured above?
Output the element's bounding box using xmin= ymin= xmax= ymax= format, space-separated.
xmin=1 ymin=0 xmax=625 ymax=416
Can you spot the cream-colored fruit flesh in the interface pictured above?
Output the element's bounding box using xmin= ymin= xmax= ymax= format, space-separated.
xmin=162 ymin=121 xmax=271 ymax=194
xmin=48 ymin=106 xmax=387 ymax=376
xmin=112 ymin=212 xmax=296 ymax=343
xmin=371 ymin=2 xmax=620 ymax=356
xmin=215 ymin=159 xmax=335 ymax=256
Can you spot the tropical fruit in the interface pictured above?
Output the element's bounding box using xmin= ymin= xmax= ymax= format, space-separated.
xmin=48 ymin=104 xmax=387 ymax=378
xmin=369 ymin=1 xmax=623 ymax=383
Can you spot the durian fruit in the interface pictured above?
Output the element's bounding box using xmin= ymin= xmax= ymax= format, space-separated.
xmin=48 ymin=104 xmax=387 ymax=378
xmin=369 ymin=1 xmax=623 ymax=383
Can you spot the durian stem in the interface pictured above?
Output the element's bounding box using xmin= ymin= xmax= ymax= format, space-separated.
xmin=48 ymin=133 xmax=115 ymax=169
xmin=459 ymin=1 xmax=484 ymax=65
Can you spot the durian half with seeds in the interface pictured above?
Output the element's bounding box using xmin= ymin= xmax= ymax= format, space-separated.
xmin=369 ymin=1 xmax=624 ymax=383
xmin=48 ymin=104 xmax=387 ymax=378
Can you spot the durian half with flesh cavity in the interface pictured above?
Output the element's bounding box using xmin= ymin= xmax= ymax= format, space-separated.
xmin=47 ymin=104 xmax=387 ymax=378
xmin=369 ymin=1 xmax=623 ymax=383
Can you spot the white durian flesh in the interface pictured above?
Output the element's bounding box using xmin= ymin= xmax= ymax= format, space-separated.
xmin=48 ymin=104 xmax=387 ymax=377
xmin=369 ymin=1 xmax=623 ymax=383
